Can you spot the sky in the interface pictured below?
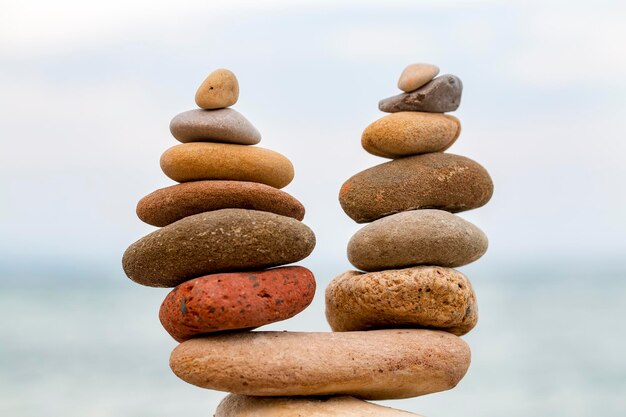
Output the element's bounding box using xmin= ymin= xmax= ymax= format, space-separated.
xmin=1 ymin=0 xmax=626 ymax=278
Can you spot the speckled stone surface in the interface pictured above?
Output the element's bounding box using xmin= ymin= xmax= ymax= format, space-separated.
xmin=170 ymin=329 xmax=470 ymax=400
xmin=326 ymin=266 xmax=477 ymax=336
xmin=160 ymin=143 xmax=294 ymax=188
xmin=159 ymin=266 xmax=315 ymax=342
xmin=215 ymin=394 xmax=424 ymax=417
xmin=397 ymin=63 xmax=440 ymax=92
xmin=379 ymin=75 xmax=463 ymax=113
xmin=339 ymin=153 xmax=493 ymax=223
xmin=136 ymin=180 xmax=305 ymax=227
xmin=122 ymin=209 xmax=315 ymax=287
xmin=195 ymin=68 xmax=239 ymax=109
xmin=347 ymin=210 xmax=488 ymax=271
xmin=361 ymin=112 xmax=461 ymax=158
xmin=169 ymin=109 xmax=260 ymax=144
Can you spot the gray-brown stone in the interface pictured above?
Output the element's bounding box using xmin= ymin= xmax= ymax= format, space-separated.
xmin=379 ymin=74 xmax=463 ymax=113
xmin=170 ymin=329 xmax=470 ymax=400
xmin=326 ymin=266 xmax=478 ymax=336
xmin=347 ymin=210 xmax=487 ymax=271
xmin=169 ymin=109 xmax=260 ymax=144
xmin=122 ymin=209 xmax=315 ymax=287
xmin=339 ymin=153 xmax=493 ymax=223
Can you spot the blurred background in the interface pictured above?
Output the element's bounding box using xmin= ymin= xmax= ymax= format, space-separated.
xmin=1 ymin=0 xmax=625 ymax=416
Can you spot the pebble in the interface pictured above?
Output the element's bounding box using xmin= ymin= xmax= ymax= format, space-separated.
xmin=362 ymin=112 xmax=460 ymax=158
xmin=159 ymin=266 xmax=315 ymax=342
xmin=169 ymin=109 xmax=260 ymax=144
xmin=398 ymin=63 xmax=440 ymax=92
xmin=136 ymin=180 xmax=305 ymax=227
xmin=339 ymin=153 xmax=493 ymax=223
xmin=326 ymin=266 xmax=477 ymax=336
xmin=215 ymin=394 xmax=423 ymax=417
xmin=348 ymin=210 xmax=487 ymax=271
xmin=195 ymin=68 xmax=239 ymax=109
xmin=160 ymin=143 xmax=294 ymax=188
xmin=169 ymin=329 xmax=470 ymax=400
xmin=122 ymin=209 xmax=315 ymax=287
xmin=379 ymin=75 xmax=463 ymax=113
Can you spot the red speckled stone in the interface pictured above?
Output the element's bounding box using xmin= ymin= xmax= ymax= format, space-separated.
xmin=159 ymin=266 xmax=316 ymax=342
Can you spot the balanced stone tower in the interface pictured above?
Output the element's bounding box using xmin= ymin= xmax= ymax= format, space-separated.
xmin=121 ymin=68 xmax=316 ymax=371
xmin=323 ymin=63 xmax=494 ymax=413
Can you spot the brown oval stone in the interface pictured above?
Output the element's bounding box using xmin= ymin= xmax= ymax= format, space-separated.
xmin=347 ymin=210 xmax=487 ymax=271
xmin=325 ymin=267 xmax=477 ymax=336
xmin=195 ymin=68 xmax=239 ymax=109
xmin=170 ymin=109 xmax=260 ymax=144
xmin=122 ymin=209 xmax=316 ymax=287
xmin=361 ymin=112 xmax=460 ymax=158
xmin=160 ymin=266 xmax=316 ymax=342
xmin=339 ymin=153 xmax=493 ymax=223
xmin=170 ymin=329 xmax=470 ymax=400
xmin=397 ymin=63 xmax=440 ymax=92
xmin=160 ymin=143 xmax=294 ymax=188
xmin=136 ymin=181 xmax=305 ymax=227
xmin=215 ymin=395 xmax=423 ymax=417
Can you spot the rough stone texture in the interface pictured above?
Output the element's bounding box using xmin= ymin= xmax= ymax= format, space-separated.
xmin=195 ymin=68 xmax=239 ymax=109
xmin=398 ymin=63 xmax=440 ymax=92
xmin=169 ymin=109 xmax=260 ymax=144
xmin=362 ymin=112 xmax=461 ymax=158
xmin=379 ymin=75 xmax=463 ymax=113
xmin=137 ymin=180 xmax=305 ymax=227
xmin=215 ymin=394 xmax=423 ymax=417
xmin=348 ymin=210 xmax=487 ymax=271
xmin=160 ymin=266 xmax=315 ymax=342
xmin=325 ymin=266 xmax=477 ymax=336
xmin=122 ymin=209 xmax=315 ymax=287
xmin=160 ymin=143 xmax=294 ymax=188
xmin=339 ymin=153 xmax=493 ymax=223
xmin=170 ymin=329 xmax=470 ymax=400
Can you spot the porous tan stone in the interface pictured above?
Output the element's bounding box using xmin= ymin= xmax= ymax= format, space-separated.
xmin=195 ymin=68 xmax=239 ymax=109
xmin=397 ymin=63 xmax=440 ymax=92
xmin=169 ymin=329 xmax=470 ymax=400
xmin=326 ymin=266 xmax=477 ymax=336
xmin=339 ymin=153 xmax=493 ymax=223
xmin=160 ymin=143 xmax=294 ymax=188
xmin=215 ymin=394 xmax=424 ymax=417
xmin=122 ymin=209 xmax=315 ymax=287
xmin=361 ymin=112 xmax=461 ymax=158
xmin=347 ymin=209 xmax=488 ymax=271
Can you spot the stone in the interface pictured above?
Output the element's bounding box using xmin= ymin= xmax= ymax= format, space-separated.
xmin=122 ymin=209 xmax=315 ymax=287
xmin=169 ymin=109 xmax=260 ymax=145
xmin=361 ymin=112 xmax=461 ymax=158
xmin=347 ymin=210 xmax=487 ymax=271
xmin=195 ymin=68 xmax=239 ymax=109
xmin=379 ymin=75 xmax=463 ymax=113
xmin=136 ymin=180 xmax=305 ymax=227
xmin=170 ymin=329 xmax=470 ymax=400
xmin=215 ymin=394 xmax=424 ymax=417
xmin=160 ymin=266 xmax=315 ymax=342
xmin=398 ymin=63 xmax=440 ymax=92
xmin=339 ymin=153 xmax=493 ymax=223
xmin=160 ymin=143 xmax=294 ymax=188
xmin=326 ymin=266 xmax=477 ymax=336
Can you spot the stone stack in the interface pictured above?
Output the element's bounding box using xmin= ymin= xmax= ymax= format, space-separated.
xmin=323 ymin=63 xmax=493 ymax=412
xmin=122 ymin=68 xmax=316 ymax=342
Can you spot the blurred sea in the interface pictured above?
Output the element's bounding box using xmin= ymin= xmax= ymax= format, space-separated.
xmin=1 ymin=260 xmax=626 ymax=417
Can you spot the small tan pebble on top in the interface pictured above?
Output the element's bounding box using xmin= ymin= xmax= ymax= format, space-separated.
xmin=195 ymin=68 xmax=239 ymax=109
xmin=398 ymin=63 xmax=440 ymax=92
xmin=215 ymin=394 xmax=424 ymax=417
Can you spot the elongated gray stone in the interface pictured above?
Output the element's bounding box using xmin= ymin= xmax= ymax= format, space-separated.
xmin=379 ymin=74 xmax=463 ymax=113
